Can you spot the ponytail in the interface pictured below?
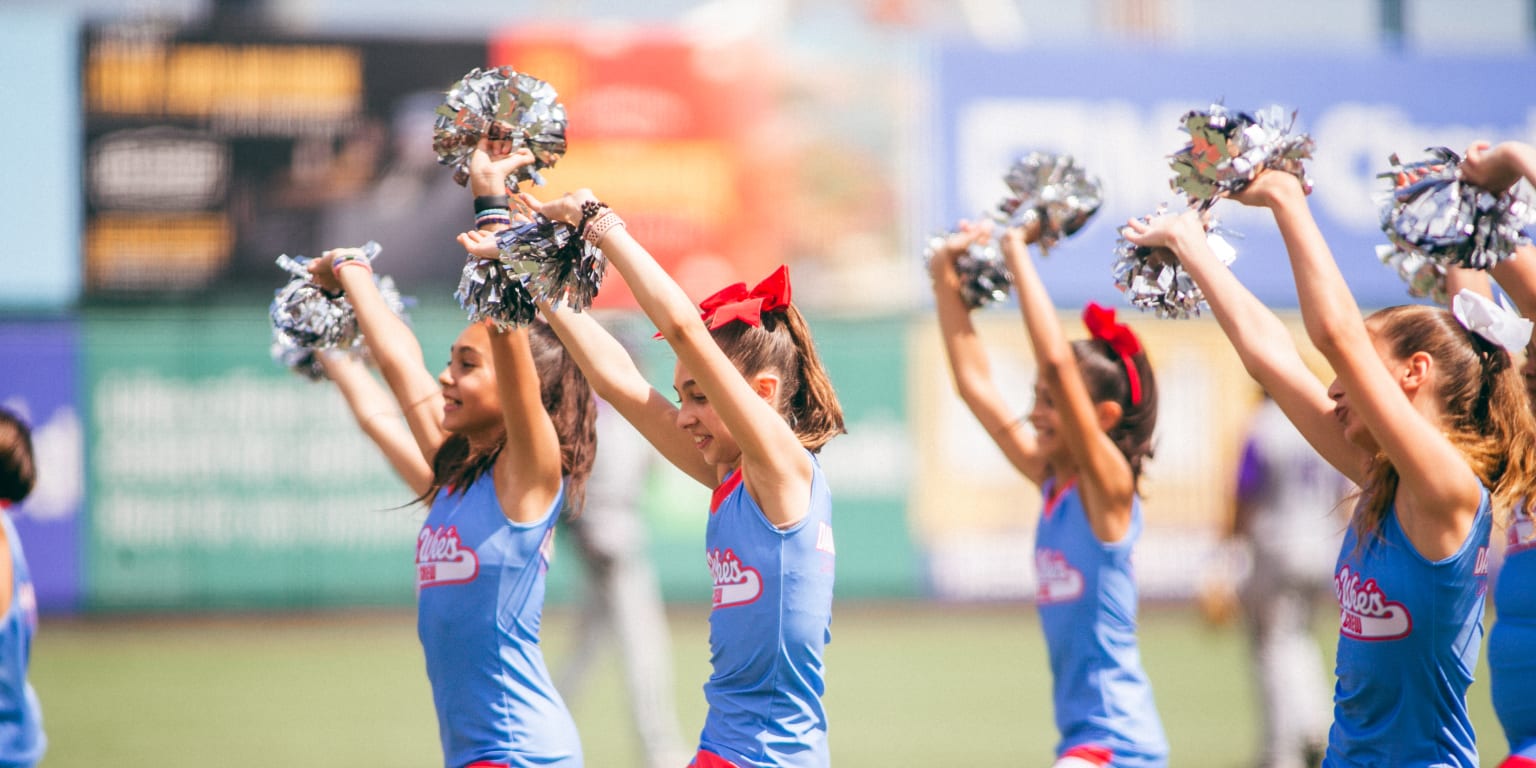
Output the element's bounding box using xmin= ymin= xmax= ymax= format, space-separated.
xmin=709 ymin=303 xmax=846 ymax=453
xmin=1353 ymin=304 xmax=1536 ymax=543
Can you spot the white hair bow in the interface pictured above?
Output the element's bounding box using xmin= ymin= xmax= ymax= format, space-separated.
xmin=1452 ymin=289 xmax=1534 ymax=352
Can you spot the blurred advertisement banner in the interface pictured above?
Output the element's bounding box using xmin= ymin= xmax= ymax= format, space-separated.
xmin=490 ymin=27 xmax=786 ymax=308
xmin=0 ymin=322 xmax=85 ymax=612
xmin=933 ymin=47 xmax=1536 ymax=309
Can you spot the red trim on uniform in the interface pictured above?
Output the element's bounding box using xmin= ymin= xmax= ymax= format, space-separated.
xmin=1499 ymin=757 xmax=1536 ymax=768
xmin=1060 ymin=744 xmax=1114 ymax=766
xmin=1043 ymin=479 xmax=1077 ymax=519
xmin=710 ymin=469 xmax=743 ymax=514
xmin=0 ymin=500 xmax=9 ymax=511
xmin=687 ymin=749 xmax=742 ymax=768
xmin=464 ymin=762 xmax=510 ymax=768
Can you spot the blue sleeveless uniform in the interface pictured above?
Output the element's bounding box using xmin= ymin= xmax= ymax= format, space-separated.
xmin=699 ymin=456 xmax=835 ymax=768
xmin=1491 ymin=504 xmax=1536 ymax=760
xmin=0 ymin=514 xmax=42 ymax=767
xmin=416 ymin=475 xmax=581 ymax=768
xmin=1325 ymin=489 xmax=1492 ymax=768
xmin=1035 ymin=481 xmax=1167 ymax=767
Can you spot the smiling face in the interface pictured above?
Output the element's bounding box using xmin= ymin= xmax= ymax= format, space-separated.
xmin=1027 ymin=381 xmax=1069 ymax=463
xmin=437 ymin=324 xmax=504 ymax=444
xmin=672 ymin=362 xmax=745 ymax=469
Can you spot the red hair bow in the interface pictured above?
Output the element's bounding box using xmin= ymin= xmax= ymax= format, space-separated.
xmin=699 ymin=265 xmax=792 ymax=330
xmin=1081 ymin=302 xmax=1144 ymax=405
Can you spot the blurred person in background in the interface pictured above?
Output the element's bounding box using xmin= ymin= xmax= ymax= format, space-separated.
xmin=0 ymin=408 xmax=44 ymax=767
xmin=554 ymin=324 xmax=689 ymax=768
xmin=1213 ymin=391 xmax=1349 ymax=768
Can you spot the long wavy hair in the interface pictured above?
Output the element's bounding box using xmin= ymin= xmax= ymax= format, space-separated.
xmin=1352 ymin=305 xmax=1536 ymax=543
xmin=417 ymin=322 xmax=597 ymax=516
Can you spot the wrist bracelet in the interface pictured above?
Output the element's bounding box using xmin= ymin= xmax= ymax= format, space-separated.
xmin=474 ymin=194 xmax=511 ymax=214
xmin=332 ymin=249 xmax=374 ymax=276
xmin=582 ymin=210 xmax=626 ymax=246
xmin=475 ymin=207 xmax=512 ymax=229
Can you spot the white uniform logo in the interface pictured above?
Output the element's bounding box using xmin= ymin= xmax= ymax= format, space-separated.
xmin=417 ymin=525 xmax=480 ymax=588
xmin=1335 ymin=565 xmax=1411 ymax=641
xmin=1035 ymin=549 xmax=1084 ymax=604
xmin=708 ymin=548 xmax=762 ymax=608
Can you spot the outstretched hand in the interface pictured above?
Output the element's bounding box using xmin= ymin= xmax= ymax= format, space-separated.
xmin=308 ymin=248 xmax=366 ymax=293
xmin=1119 ymin=209 xmax=1204 ymax=253
xmin=1231 ymin=168 xmax=1306 ymax=209
xmin=519 ymin=188 xmax=600 ymax=228
xmin=927 ymin=220 xmax=989 ymax=282
xmin=457 ymin=229 xmax=501 ymax=262
xmin=467 ymin=136 xmax=536 ymax=196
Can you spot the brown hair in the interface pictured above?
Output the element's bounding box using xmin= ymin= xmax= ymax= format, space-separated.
xmin=0 ymin=408 xmax=35 ymax=504
xmin=1352 ymin=305 xmax=1536 ymax=543
xmin=708 ymin=304 xmax=846 ymax=452
xmin=418 ymin=322 xmax=597 ymax=516
xmin=1070 ymin=338 xmax=1158 ymax=490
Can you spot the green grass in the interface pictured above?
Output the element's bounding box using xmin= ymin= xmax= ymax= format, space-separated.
xmin=30 ymin=603 xmax=1503 ymax=767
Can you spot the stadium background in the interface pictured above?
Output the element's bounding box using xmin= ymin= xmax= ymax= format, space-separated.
xmin=0 ymin=0 xmax=1532 ymax=764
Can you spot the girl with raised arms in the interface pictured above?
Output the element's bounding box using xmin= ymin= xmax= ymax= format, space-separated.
xmin=459 ymin=183 xmax=844 ymax=768
xmin=927 ymin=222 xmax=1167 ymax=768
xmin=1122 ymin=167 xmax=1536 ymax=767
xmin=308 ymin=141 xmax=596 ymax=768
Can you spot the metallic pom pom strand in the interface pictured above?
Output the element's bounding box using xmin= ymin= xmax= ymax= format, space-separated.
xmin=494 ymin=214 xmax=608 ymax=313
xmin=268 ymin=242 xmax=410 ymax=379
xmin=995 ymin=152 xmax=1104 ymax=256
xmin=1375 ymin=243 xmax=1449 ymax=305
xmin=923 ymin=228 xmax=1013 ymax=310
xmin=455 ymin=256 xmax=540 ymax=330
xmin=1111 ymin=208 xmax=1238 ymax=320
xmin=1169 ymin=103 xmax=1314 ymax=210
xmin=432 ymin=66 xmax=568 ymax=194
xmin=1377 ymin=147 xmax=1536 ymax=274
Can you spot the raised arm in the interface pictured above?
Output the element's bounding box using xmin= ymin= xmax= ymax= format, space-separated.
xmin=1249 ymin=171 xmax=1482 ymax=559
xmin=1461 ymin=141 xmax=1536 ymax=319
xmin=311 ymin=254 xmax=446 ymax=464
xmin=484 ymin=325 xmax=565 ymax=524
xmin=529 ymin=190 xmax=812 ymax=528
xmin=927 ymin=223 xmax=1046 ymax=485
xmin=1000 ymin=227 xmax=1135 ymax=542
xmin=318 ymin=350 xmax=433 ymax=496
xmin=540 ymin=304 xmax=716 ymax=487
xmin=1122 ymin=209 xmax=1370 ymax=483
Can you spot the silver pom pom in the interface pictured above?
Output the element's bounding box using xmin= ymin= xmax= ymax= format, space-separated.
xmin=1170 ymin=104 xmax=1313 ymax=210
xmin=995 ymin=152 xmax=1104 ymax=255
xmin=924 ymin=231 xmax=1011 ymax=310
xmin=495 ymin=214 xmax=608 ymax=312
xmin=1377 ymin=147 xmax=1536 ymax=278
xmin=269 ymin=242 xmax=414 ymax=379
xmin=1112 ymin=208 xmax=1238 ymax=319
xmin=455 ymin=256 xmax=539 ymax=330
xmin=433 ymin=66 xmax=568 ymax=193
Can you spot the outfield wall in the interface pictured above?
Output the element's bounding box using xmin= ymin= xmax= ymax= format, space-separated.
xmin=0 ymin=302 xmax=1331 ymax=613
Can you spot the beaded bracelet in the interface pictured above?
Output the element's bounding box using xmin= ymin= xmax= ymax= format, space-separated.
xmin=582 ymin=210 xmax=626 ymax=246
xmin=475 ymin=207 xmax=512 ymax=229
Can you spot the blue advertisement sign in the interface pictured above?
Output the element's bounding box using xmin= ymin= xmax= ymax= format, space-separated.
xmin=0 ymin=321 xmax=84 ymax=612
xmin=932 ymin=48 xmax=1536 ymax=308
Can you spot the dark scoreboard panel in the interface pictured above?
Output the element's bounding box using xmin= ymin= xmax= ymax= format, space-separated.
xmin=82 ymin=24 xmax=487 ymax=297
